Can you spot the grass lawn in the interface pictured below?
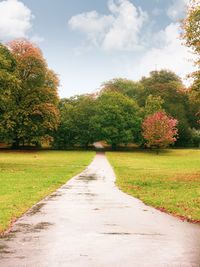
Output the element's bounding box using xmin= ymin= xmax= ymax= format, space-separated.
xmin=0 ymin=150 xmax=94 ymax=233
xmin=107 ymin=149 xmax=200 ymax=222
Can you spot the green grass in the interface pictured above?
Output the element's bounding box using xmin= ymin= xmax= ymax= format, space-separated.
xmin=107 ymin=149 xmax=200 ymax=222
xmin=0 ymin=151 xmax=94 ymax=233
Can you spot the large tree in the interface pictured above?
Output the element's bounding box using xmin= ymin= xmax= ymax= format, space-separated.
xmin=182 ymin=0 xmax=200 ymax=55
xmin=0 ymin=43 xmax=19 ymax=142
xmin=1 ymin=39 xmax=59 ymax=147
xmin=140 ymin=70 xmax=184 ymax=106
xmin=92 ymin=92 xmax=141 ymax=150
xmin=182 ymin=0 xmax=200 ymax=129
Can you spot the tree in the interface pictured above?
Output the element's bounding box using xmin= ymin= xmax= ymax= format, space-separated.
xmin=144 ymin=94 xmax=164 ymax=117
xmin=182 ymin=0 xmax=200 ymax=130
xmin=142 ymin=111 xmax=178 ymax=152
xmin=92 ymin=92 xmax=141 ymax=150
xmin=54 ymin=95 xmax=96 ymax=149
xmin=140 ymin=70 xmax=191 ymax=145
xmin=187 ymin=87 xmax=200 ymax=128
xmin=2 ymin=39 xmax=60 ymax=147
xmin=53 ymin=99 xmax=76 ymax=149
xmin=140 ymin=70 xmax=184 ymax=106
xmin=72 ymin=95 xmax=96 ymax=148
xmin=182 ymin=0 xmax=200 ymax=56
xmin=101 ymin=78 xmax=144 ymax=101
xmin=0 ymin=43 xmax=19 ymax=142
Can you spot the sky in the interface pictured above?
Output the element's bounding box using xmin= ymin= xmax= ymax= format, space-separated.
xmin=0 ymin=0 xmax=195 ymax=97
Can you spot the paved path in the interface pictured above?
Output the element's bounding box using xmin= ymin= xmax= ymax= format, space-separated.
xmin=0 ymin=153 xmax=200 ymax=267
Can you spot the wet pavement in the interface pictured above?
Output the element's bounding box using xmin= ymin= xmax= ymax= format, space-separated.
xmin=0 ymin=152 xmax=200 ymax=267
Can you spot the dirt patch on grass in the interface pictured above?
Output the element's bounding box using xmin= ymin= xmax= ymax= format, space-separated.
xmin=170 ymin=172 xmax=200 ymax=182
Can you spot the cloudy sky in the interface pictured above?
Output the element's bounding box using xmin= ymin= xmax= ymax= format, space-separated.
xmin=0 ymin=0 xmax=194 ymax=97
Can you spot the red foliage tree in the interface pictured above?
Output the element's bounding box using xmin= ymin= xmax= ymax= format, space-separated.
xmin=142 ymin=111 xmax=178 ymax=151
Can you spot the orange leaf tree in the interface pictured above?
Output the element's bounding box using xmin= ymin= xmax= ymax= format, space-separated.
xmin=2 ymin=39 xmax=60 ymax=147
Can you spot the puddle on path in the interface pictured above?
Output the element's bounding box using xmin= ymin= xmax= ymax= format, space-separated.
xmin=77 ymin=174 xmax=97 ymax=182
xmin=27 ymin=203 xmax=45 ymax=216
xmin=101 ymin=232 xmax=164 ymax=236
xmin=77 ymin=193 xmax=97 ymax=197
xmin=48 ymin=193 xmax=63 ymax=200
xmin=33 ymin=222 xmax=53 ymax=231
xmin=0 ymin=243 xmax=13 ymax=255
xmin=16 ymin=222 xmax=53 ymax=233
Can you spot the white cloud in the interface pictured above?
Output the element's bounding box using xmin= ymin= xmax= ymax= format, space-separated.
xmin=68 ymin=0 xmax=148 ymax=51
xmin=69 ymin=10 xmax=114 ymax=47
xmin=167 ymin=0 xmax=189 ymax=20
xmin=0 ymin=0 xmax=33 ymax=41
xmin=129 ymin=23 xmax=196 ymax=85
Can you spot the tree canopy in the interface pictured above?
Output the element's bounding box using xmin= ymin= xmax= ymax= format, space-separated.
xmin=142 ymin=111 xmax=178 ymax=151
xmin=182 ymin=0 xmax=200 ymax=130
xmin=54 ymin=95 xmax=96 ymax=149
xmin=92 ymin=92 xmax=141 ymax=150
xmin=0 ymin=40 xmax=59 ymax=147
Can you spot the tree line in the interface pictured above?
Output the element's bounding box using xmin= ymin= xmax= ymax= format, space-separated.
xmin=53 ymin=71 xmax=198 ymax=149
xmin=0 ymin=2 xmax=199 ymax=149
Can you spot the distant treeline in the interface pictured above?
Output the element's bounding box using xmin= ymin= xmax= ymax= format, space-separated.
xmin=54 ymin=72 xmax=200 ymax=149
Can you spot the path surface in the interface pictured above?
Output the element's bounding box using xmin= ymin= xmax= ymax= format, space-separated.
xmin=0 ymin=153 xmax=200 ymax=267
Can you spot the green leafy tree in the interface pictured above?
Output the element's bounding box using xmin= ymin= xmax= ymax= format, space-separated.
xmin=182 ymin=0 xmax=200 ymax=129
xmin=92 ymin=92 xmax=141 ymax=150
xmin=101 ymin=78 xmax=144 ymax=101
xmin=140 ymin=70 xmax=191 ymax=145
xmin=144 ymin=94 xmax=164 ymax=117
xmin=140 ymin=70 xmax=184 ymax=105
xmin=72 ymin=95 xmax=97 ymax=148
xmin=2 ymin=39 xmax=60 ymax=147
xmin=54 ymin=95 xmax=96 ymax=149
xmin=0 ymin=43 xmax=19 ymax=143
xmin=53 ymin=99 xmax=76 ymax=149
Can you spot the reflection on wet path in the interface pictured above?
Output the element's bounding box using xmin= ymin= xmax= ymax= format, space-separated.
xmin=0 ymin=152 xmax=200 ymax=267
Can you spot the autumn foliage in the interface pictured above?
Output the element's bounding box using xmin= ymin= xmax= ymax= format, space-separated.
xmin=142 ymin=111 xmax=178 ymax=149
xmin=182 ymin=0 xmax=200 ymax=56
xmin=0 ymin=39 xmax=59 ymax=148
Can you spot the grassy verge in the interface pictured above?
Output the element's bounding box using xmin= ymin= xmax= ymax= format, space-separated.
xmin=107 ymin=149 xmax=200 ymax=222
xmin=0 ymin=151 xmax=94 ymax=233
